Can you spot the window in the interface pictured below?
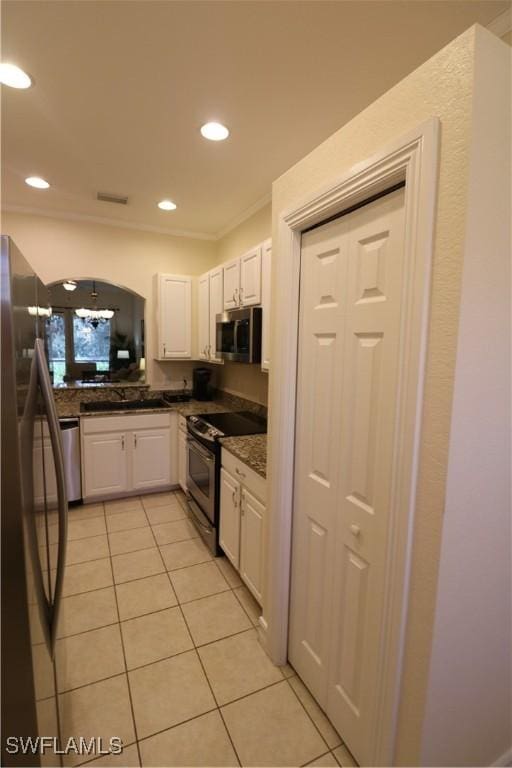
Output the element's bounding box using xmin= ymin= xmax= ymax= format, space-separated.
xmin=45 ymin=313 xmax=66 ymax=385
xmin=73 ymin=317 xmax=111 ymax=371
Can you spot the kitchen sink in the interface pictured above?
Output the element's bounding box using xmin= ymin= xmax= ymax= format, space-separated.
xmin=80 ymin=398 xmax=168 ymax=413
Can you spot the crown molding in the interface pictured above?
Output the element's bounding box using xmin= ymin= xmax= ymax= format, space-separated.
xmin=1 ymin=204 xmax=217 ymax=241
xmin=215 ymin=192 xmax=272 ymax=240
xmin=487 ymin=8 xmax=512 ymax=38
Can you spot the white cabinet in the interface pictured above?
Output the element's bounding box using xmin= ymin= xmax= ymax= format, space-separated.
xmin=178 ymin=415 xmax=188 ymax=493
xmin=132 ymin=429 xmax=171 ymax=490
xmin=83 ymin=432 xmax=128 ymax=498
xmin=33 ymin=435 xmax=58 ymax=507
xmin=198 ymin=273 xmax=210 ymax=360
xmin=219 ymin=468 xmax=241 ymax=567
xmin=157 ymin=274 xmax=192 ymax=359
xmin=223 ymin=248 xmax=262 ymax=310
xmin=240 ymin=487 xmax=265 ymax=603
xmin=209 ymin=266 xmax=224 ymax=362
xmin=261 ymin=238 xmax=272 ymax=372
xmin=223 ymin=259 xmax=240 ymax=310
xmin=81 ymin=413 xmax=175 ymax=501
xmin=219 ymin=449 xmax=266 ymax=604
xmin=196 ymin=267 xmax=224 ymax=363
xmin=240 ymin=246 xmax=262 ymax=306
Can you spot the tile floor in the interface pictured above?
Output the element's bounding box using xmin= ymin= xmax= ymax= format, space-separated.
xmin=46 ymin=491 xmax=357 ymax=767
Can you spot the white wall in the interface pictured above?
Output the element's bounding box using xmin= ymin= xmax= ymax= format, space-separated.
xmin=421 ymin=32 xmax=511 ymax=767
xmin=1 ymin=211 xmax=217 ymax=388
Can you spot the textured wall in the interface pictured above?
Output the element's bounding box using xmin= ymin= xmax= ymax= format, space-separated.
xmin=1 ymin=211 xmax=218 ymax=388
xmin=271 ymin=25 xmax=480 ymax=765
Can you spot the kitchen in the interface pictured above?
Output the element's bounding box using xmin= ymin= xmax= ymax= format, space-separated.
xmin=1 ymin=3 xmax=511 ymax=768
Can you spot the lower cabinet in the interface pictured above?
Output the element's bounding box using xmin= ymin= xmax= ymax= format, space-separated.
xmin=82 ymin=431 xmax=128 ymax=497
xmin=81 ymin=413 xmax=177 ymax=501
xmin=178 ymin=416 xmax=188 ymax=493
xmin=219 ymin=449 xmax=266 ymax=604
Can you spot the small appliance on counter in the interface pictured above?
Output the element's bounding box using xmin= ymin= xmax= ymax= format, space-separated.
xmin=193 ymin=367 xmax=213 ymax=401
xmin=186 ymin=410 xmax=267 ymax=554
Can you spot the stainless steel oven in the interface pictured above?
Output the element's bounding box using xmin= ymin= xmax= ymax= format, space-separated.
xmin=186 ymin=436 xmax=215 ymax=524
xmin=216 ymin=306 xmax=262 ymax=363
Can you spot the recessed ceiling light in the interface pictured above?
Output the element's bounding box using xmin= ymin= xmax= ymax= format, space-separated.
xmin=200 ymin=122 xmax=229 ymax=141
xmin=63 ymin=280 xmax=77 ymax=291
xmin=25 ymin=176 xmax=50 ymax=189
xmin=158 ymin=200 xmax=177 ymax=211
xmin=0 ymin=63 xmax=32 ymax=89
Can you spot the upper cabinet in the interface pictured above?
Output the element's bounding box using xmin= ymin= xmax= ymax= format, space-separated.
xmin=157 ymin=274 xmax=192 ymax=359
xmin=223 ymin=246 xmax=262 ymax=310
xmin=197 ymin=266 xmax=224 ymax=364
xmin=261 ymin=239 xmax=272 ymax=372
xmin=223 ymin=258 xmax=240 ymax=310
xmin=197 ymin=272 xmax=210 ymax=360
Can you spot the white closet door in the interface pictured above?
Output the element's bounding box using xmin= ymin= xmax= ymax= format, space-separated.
xmin=289 ymin=189 xmax=405 ymax=765
xmin=209 ymin=266 xmax=224 ymax=362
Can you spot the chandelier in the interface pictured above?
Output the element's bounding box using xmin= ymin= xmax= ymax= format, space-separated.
xmin=75 ymin=281 xmax=115 ymax=329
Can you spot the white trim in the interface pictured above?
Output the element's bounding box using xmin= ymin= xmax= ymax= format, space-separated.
xmin=493 ymin=746 xmax=512 ymax=767
xmin=215 ymin=192 xmax=272 ymax=240
xmin=1 ymin=204 xmax=216 ymax=241
xmin=487 ymin=8 xmax=512 ymax=38
xmin=263 ymin=118 xmax=439 ymax=766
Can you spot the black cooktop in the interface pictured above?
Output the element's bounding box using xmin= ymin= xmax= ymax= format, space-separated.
xmin=196 ymin=411 xmax=267 ymax=437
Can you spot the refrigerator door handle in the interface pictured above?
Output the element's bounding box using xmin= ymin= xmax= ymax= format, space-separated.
xmin=34 ymin=339 xmax=68 ymax=655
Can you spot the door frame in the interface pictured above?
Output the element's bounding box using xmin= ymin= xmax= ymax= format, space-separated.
xmin=262 ymin=118 xmax=440 ymax=765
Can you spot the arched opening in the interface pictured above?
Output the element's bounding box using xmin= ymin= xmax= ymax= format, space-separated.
xmin=45 ymin=278 xmax=145 ymax=386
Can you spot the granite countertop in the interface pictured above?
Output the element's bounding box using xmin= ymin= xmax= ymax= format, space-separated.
xmin=55 ymin=398 xmax=233 ymax=420
xmin=220 ymin=434 xmax=267 ymax=479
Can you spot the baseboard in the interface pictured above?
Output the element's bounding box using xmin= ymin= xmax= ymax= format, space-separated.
xmin=493 ymin=746 xmax=512 ymax=766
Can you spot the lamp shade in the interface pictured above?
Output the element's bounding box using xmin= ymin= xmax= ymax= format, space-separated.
xmin=139 ymin=357 xmax=146 ymax=371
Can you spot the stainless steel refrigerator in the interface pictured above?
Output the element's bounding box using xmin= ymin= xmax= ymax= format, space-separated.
xmin=1 ymin=236 xmax=68 ymax=767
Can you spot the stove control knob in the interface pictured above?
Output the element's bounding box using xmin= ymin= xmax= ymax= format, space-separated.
xmin=190 ymin=416 xmax=198 ymax=423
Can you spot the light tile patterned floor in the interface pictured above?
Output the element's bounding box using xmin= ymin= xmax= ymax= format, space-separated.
xmin=44 ymin=491 xmax=357 ymax=767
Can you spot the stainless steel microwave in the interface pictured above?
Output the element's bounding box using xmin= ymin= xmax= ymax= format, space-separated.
xmin=216 ymin=307 xmax=262 ymax=363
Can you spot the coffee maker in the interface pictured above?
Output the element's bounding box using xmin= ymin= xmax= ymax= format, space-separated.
xmin=192 ymin=367 xmax=213 ymax=401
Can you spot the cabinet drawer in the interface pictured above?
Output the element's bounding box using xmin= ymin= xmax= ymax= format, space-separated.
xmin=221 ymin=448 xmax=266 ymax=503
xmin=82 ymin=412 xmax=171 ymax=434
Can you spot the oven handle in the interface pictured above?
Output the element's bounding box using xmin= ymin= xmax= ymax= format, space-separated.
xmin=187 ymin=423 xmax=216 ymax=444
xmin=187 ymin=437 xmax=215 ymax=463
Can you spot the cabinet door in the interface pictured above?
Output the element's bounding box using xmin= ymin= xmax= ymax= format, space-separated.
xmin=219 ymin=468 xmax=241 ymax=568
xmin=132 ymin=428 xmax=171 ymax=490
xmin=159 ymin=274 xmax=192 ymax=358
xmin=178 ymin=428 xmax=188 ymax=493
xmin=240 ymin=487 xmax=265 ymax=604
xmin=240 ymin=246 xmax=262 ymax=307
xmin=223 ymin=259 xmax=240 ymax=310
xmin=198 ymin=273 xmax=210 ymax=360
xmin=261 ymin=239 xmax=272 ymax=371
xmin=209 ymin=266 xmax=224 ymax=362
xmin=83 ymin=432 xmax=128 ymax=498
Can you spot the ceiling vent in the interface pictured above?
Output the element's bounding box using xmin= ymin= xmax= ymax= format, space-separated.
xmin=97 ymin=192 xmax=128 ymax=205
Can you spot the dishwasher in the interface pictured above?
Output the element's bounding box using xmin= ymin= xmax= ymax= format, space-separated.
xmin=59 ymin=418 xmax=82 ymax=502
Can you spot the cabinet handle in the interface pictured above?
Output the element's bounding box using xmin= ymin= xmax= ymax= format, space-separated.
xmin=232 ymin=290 xmax=236 ymax=304
xmin=232 ymin=489 xmax=238 ymax=507
xmin=134 ymin=433 xmax=137 ymax=449
xmin=235 ymin=467 xmax=246 ymax=479
xmin=163 ymin=343 xmax=167 ymax=357
xmin=239 ymin=286 xmax=244 ymax=306
xmin=350 ymin=524 xmax=361 ymax=537
xmin=122 ymin=436 xmax=125 ymax=450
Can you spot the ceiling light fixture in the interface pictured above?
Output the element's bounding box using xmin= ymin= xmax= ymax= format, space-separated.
xmin=25 ymin=176 xmax=50 ymax=189
xmin=63 ymin=280 xmax=77 ymax=292
xmin=0 ymin=63 xmax=32 ymax=89
xmin=158 ymin=200 xmax=177 ymax=211
xmin=200 ymin=122 xmax=229 ymax=141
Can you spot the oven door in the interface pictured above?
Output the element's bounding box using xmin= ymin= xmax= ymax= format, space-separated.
xmin=187 ymin=437 xmax=215 ymax=523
